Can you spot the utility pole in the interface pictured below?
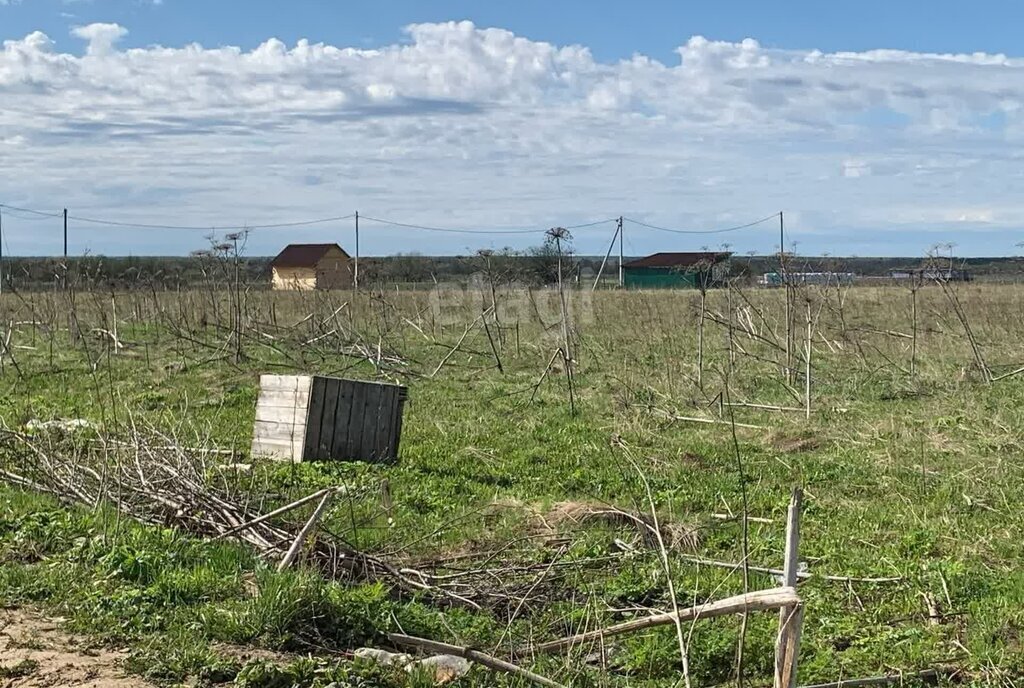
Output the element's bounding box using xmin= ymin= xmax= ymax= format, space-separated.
xmin=63 ymin=208 xmax=68 ymax=258
xmin=354 ymin=211 xmax=360 ymax=293
xmin=617 ymin=216 xmax=624 ymax=288
xmin=779 ymin=211 xmax=784 ymax=269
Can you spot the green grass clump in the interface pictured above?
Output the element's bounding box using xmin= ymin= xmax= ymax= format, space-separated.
xmin=200 ymin=574 xmax=392 ymax=650
xmin=234 ymin=657 xmax=422 ymax=688
xmin=0 ymin=659 xmax=39 ymax=679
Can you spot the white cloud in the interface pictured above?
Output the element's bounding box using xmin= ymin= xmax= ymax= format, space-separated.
xmin=948 ymin=209 xmax=995 ymax=223
xmin=842 ymin=160 xmax=871 ymax=178
xmin=0 ymin=21 xmax=1023 ymax=256
xmin=70 ymin=22 xmax=127 ymax=56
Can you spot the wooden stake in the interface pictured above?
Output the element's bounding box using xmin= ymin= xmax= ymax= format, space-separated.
xmin=805 ymin=301 xmax=812 ymax=421
xmin=697 ymin=289 xmax=706 ymax=389
xmin=910 ymin=283 xmax=918 ymax=379
xmin=775 ymin=488 xmax=804 ymax=688
xmin=111 ymin=293 xmax=119 ymax=356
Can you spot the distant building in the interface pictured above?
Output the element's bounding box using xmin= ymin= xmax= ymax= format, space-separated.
xmin=888 ymin=268 xmax=971 ymax=282
xmin=622 ymin=252 xmax=731 ymax=289
xmin=760 ymin=272 xmax=856 ymax=287
xmin=270 ymin=243 xmax=353 ymax=291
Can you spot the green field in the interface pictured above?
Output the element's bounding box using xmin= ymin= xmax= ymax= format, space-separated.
xmin=1 ymin=281 xmax=1022 ymax=687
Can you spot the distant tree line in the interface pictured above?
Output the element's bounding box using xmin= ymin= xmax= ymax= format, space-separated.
xmin=2 ymin=249 xmax=1023 ymax=292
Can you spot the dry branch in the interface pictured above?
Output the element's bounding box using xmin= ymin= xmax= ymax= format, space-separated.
xmin=798 ymin=668 xmax=948 ymax=688
xmin=278 ymin=490 xmax=334 ymax=572
xmin=671 ymin=554 xmax=902 ymax=585
xmin=214 ymin=488 xmax=335 ymax=540
xmin=390 ymin=634 xmax=566 ymax=688
xmin=654 ymin=409 xmax=766 ymax=431
xmin=991 ymin=365 xmax=1024 ymax=382
xmin=431 ymin=309 xmax=489 ymax=377
xmin=530 ymin=587 xmax=798 ymax=655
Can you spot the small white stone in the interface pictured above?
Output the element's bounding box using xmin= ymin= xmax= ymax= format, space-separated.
xmin=353 ymin=647 xmax=412 ymax=667
xmin=406 ymin=655 xmax=471 ymax=684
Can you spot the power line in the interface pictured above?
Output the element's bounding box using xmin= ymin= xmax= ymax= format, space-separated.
xmin=3 ymin=201 xmax=771 ymax=242
xmin=1 ymin=209 xmax=62 ymax=222
xmin=359 ymin=215 xmax=546 ymax=235
xmin=624 ymin=213 xmax=781 ymax=235
xmin=564 ymin=218 xmax=619 ymax=229
xmin=0 ymin=204 xmax=63 ymax=219
xmin=65 ymin=213 xmax=358 ymax=231
xmin=0 ymin=203 xmax=614 ymax=236
xmin=360 ymin=215 xmax=618 ymax=235
xmin=0 ymin=204 xmax=356 ymax=231
xmin=247 ymin=214 xmax=356 ymax=230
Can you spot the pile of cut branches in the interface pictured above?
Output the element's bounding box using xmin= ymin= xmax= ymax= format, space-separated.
xmin=0 ymin=427 xmax=472 ymax=608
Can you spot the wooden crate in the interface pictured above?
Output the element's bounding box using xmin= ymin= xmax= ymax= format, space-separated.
xmin=251 ymin=375 xmax=407 ymax=463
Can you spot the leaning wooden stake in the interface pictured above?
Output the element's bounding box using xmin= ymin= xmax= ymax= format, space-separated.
xmin=548 ymin=227 xmax=576 ymax=413
xmin=481 ymin=314 xmax=504 ymax=374
xmin=390 ymin=634 xmax=566 ymax=688
xmin=215 ymin=488 xmax=334 ymax=541
xmin=532 ymin=587 xmax=798 ymax=655
xmin=775 ymin=488 xmax=804 ymax=688
xmin=278 ymin=491 xmax=333 ymax=572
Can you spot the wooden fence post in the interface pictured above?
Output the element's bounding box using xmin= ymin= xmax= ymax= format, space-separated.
xmin=775 ymin=488 xmax=804 ymax=688
xmin=805 ymin=300 xmax=812 ymax=420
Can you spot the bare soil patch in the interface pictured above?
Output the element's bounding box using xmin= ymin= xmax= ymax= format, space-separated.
xmin=0 ymin=608 xmax=148 ymax=688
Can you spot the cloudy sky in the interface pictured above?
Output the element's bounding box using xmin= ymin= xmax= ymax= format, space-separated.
xmin=1 ymin=0 xmax=1023 ymax=257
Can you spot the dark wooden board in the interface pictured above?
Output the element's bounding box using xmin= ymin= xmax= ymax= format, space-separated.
xmin=315 ymin=377 xmax=340 ymax=459
xmin=329 ymin=377 xmax=356 ymax=459
xmin=302 ymin=376 xmax=327 ymax=460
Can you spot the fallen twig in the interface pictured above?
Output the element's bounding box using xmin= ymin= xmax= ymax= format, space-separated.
xmin=798 ymin=668 xmax=950 ymax=688
xmin=672 ymin=553 xmax=902 ymax=584
xmin=390 ymin=633 xmax=566 ymax=688
xmin=656 ymin=409 xmax=766 ymax=431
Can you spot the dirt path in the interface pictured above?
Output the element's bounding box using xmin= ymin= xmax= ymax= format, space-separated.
xmin=0 ymin=608 xmax=149 ymax=688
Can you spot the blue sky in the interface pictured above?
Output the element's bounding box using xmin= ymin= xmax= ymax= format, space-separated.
xmin=2 ymin=0 xmax=1024 ymax=257
xmin=8 ymin=0 xmax=1024 ymax=62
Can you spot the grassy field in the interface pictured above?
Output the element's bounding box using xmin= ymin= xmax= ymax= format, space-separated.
xmin=0 ymin=280 xmax=1023 ymax=687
